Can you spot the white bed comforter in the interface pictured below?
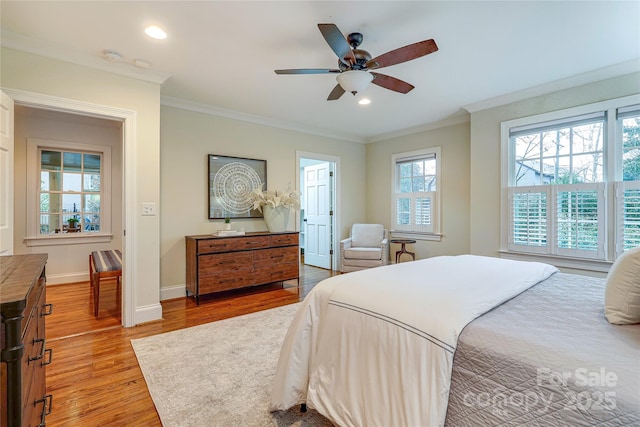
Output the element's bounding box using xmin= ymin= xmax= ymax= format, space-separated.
xmin=270 ymin=255 xmax=558 ymax=427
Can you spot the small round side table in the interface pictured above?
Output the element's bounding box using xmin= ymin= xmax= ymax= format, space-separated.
xmin=390 ymin=239 xmax=416 ymax=263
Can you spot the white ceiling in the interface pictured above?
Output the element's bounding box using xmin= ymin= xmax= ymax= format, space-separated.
xmin=2 ymin=1 xmax=639 ymax=142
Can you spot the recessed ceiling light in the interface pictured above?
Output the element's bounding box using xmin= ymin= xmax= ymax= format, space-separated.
xmin=145 ymin=25 xmax=167 ymax=40
xmin=358 ymin=98 xmax=371 ymax=105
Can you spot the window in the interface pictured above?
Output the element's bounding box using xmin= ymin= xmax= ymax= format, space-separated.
xmin=391 ymin=147 xmax=441 ymax=239
xmin=502 ymin=95 xmax=640 ymax=265
xmin=619 ymin=104 xmax=640 ymax=251
xmin=26 ymin=139 xmax=112 ymax=245
xmin=39 ymin=149 xmax=102 ymax=234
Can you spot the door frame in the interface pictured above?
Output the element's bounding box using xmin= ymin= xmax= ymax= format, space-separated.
xmin=0 ymin=91 xmax=14 ymax=256
xmin=296 ymin=150 xmax=340 ymax=271
xmin=4 ymin=88 xmax=136 ymax=327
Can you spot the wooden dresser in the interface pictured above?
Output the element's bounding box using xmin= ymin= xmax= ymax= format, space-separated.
xmin=185 ymin=232 xmax=299 ymax=304
xmin=1 ymin=254 xmax=53 ymax=427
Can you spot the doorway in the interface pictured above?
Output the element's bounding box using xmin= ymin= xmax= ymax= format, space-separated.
xmin=297 ymin=151 xmax=339 ymax=271
xmin=4 ymin=88 xmax=135 ymax=327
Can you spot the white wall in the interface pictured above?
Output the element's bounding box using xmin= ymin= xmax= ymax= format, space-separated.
xmin=2 ymin=47 xmax=162 ymax=323
xmin=469 ymin=72 xmax=640 ymax=261
xmin=159 ymin=105 xmax=366 ymax=294
xmin=13 ymin=106 xmax=123 ymax=284
xmin=366 ymin=119 xmax=471 ymax=259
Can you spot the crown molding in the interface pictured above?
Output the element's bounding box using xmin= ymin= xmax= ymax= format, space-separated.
xmin=161 ymin=96 xmax=366 ymax=144
xmin=1 ymin=29 xmax=171 ymax=85
xmin=366 ymin=113 xmax=470 ymax=143
xmin=462 ymin=59 xmax=640 ymax=114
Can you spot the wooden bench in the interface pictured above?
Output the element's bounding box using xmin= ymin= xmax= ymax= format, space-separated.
xmin=89 ymin=250 xmax=122 ymax=317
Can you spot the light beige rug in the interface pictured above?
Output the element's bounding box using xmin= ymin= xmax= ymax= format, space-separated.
xmin=131 ymin=303 xmax=333 ymax=427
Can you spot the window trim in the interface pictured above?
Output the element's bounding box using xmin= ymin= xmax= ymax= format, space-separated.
xmin=25 ymin=138 xmax=112 ymax=246
xmin=390 ymin=147 xmax=442 ymax=241
xmin=500 ymin=93 xmax=640 ymax=268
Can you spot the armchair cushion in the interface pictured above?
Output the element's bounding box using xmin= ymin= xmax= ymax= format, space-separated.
xmin=351 ymin=224 xmax=385 ymax=248
xmin=344 ymin=247 xmax=383 ymax=260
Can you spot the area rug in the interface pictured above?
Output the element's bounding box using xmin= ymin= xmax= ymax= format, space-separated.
xmin=131 ymin=303 xmax=333 ymax=427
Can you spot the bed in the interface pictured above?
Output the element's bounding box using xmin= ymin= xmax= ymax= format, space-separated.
xmin=269 ymin=255 xmax=640 ymax=426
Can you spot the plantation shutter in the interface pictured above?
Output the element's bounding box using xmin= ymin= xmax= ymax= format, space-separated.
xmin=508 ymin=187 xmax=548 ymax=253
xmin=393 ymin=192 xmax=434 ymax=232
xmin=615 ymin=181 xmax=640 ymax=255
xmin=554 ymin=183 xmax=605 ymax=259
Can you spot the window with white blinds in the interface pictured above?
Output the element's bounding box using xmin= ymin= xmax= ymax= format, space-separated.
xmin=503 ymin=97 xmax=640 ymax=262
xmin=391 ymin=147 xmax=440 ymax=236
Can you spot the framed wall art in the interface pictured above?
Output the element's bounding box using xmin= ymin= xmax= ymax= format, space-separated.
xmin=208 ymin=154 xmax=266 ymax=219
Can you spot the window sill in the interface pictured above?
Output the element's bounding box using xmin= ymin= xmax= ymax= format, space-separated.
xmin=498 ymin=250 xmax=612 ymax=273
xmin=390 ymin=231 xmax=442 ymax=242
xmin=24 ymin=233 xmax=113 ymax=247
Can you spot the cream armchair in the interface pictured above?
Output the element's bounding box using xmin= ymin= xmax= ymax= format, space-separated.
xmin=340 ymin=224 xmax=389 ymax=273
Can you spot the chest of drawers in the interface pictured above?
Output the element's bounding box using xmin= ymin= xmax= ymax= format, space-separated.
xmin=185 ymin=232 xmax=299 ymax=304
xmin=1 ymin=254 xmax=53 ymax=427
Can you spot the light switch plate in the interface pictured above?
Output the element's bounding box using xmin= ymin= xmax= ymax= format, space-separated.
xmin=142 ymin=202 xmax=157 ymax=216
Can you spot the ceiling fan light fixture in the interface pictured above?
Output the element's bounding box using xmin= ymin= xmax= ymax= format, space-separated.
xmin=336 ymin=71 xmax=373 ymax=96
xmin=145 ymin=25 xmax=167 ymax=40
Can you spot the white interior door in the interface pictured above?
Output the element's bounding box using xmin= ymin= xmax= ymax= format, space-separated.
xmin=0 ymin=91 xmax=14 ymax=256
xmin=303 ymin=162 xmax=331 ymax=269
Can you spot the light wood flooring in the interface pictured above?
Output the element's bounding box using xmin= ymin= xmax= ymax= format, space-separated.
xmin=44 ymin=263 xmax=337 ymax=426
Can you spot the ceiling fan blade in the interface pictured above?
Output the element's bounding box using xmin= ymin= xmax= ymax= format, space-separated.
xmin=275 ymin=68 xmax=341 ymax=74
xmin=318 ymin=23 xmax=356 ymax=65
xmin=371 ymin=72 xmax=415 ymax=94
xmin=366 ymin=39 xmax=438 ymax=69
xmin=327 ymin=84 xmax=345 ymax=101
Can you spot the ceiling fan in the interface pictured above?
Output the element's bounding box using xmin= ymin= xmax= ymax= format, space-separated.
xmin=275 ymin=23 xmax=438 ymax=100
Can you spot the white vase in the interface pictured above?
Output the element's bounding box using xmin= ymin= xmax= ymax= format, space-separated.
xmin=263 ymin=205 xmax=290 ymax=232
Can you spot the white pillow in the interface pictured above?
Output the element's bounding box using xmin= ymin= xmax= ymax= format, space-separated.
xmin=605 ymin=247 xmax=640 ymax=325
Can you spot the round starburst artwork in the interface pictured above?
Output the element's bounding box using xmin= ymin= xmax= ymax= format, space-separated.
xmin=213 ymin=162 xmax=262 ymax=214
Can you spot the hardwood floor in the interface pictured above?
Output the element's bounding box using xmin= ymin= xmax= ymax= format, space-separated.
xmin=44 ymin=263 xmax=337 ymax=426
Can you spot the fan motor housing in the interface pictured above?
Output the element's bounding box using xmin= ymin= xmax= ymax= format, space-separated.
xmin=347 ymin=32 xmax=363 ymax=48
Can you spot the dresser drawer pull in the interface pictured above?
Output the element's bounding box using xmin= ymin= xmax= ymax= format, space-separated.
xmin=42 ymin=303 xmax=54 ymax=316
xmin=27 ymin=338 xmax=53 ymax=366
xmin=29 ymin=338 xmax=46 ymax=364
xmin=35 ymin=393 xmax=53 ymax=426
xmin=42 ymin=348 xmax=53 ymax=366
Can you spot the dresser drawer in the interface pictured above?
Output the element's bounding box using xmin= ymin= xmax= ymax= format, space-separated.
xmin=267 ymin=233 xmax=298 ymax=247
xmin=25 ymin=365 xmax=47 ymax=427
xmin=198 ymin=252 xmax=253 ymax=276
xmin=253 ymin=247 xmax=298 ymax=268
xmin=254 ymin=263 xmax=299 ymax=283
xmin=21 ymin=304 xmax=39 ymax=407
xmin=197 ymin=236 xmax=271 ymax=254
xmin=199 ymin=275 xmax=254 ymax=294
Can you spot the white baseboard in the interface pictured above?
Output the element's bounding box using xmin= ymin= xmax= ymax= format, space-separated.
xmin=161 ymin=284 xmax=186 ymax=301
xmin=46 ymin=272 xmax=88 ymax=285
xmin=135 ymin=303 xmax=163 ymax=324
